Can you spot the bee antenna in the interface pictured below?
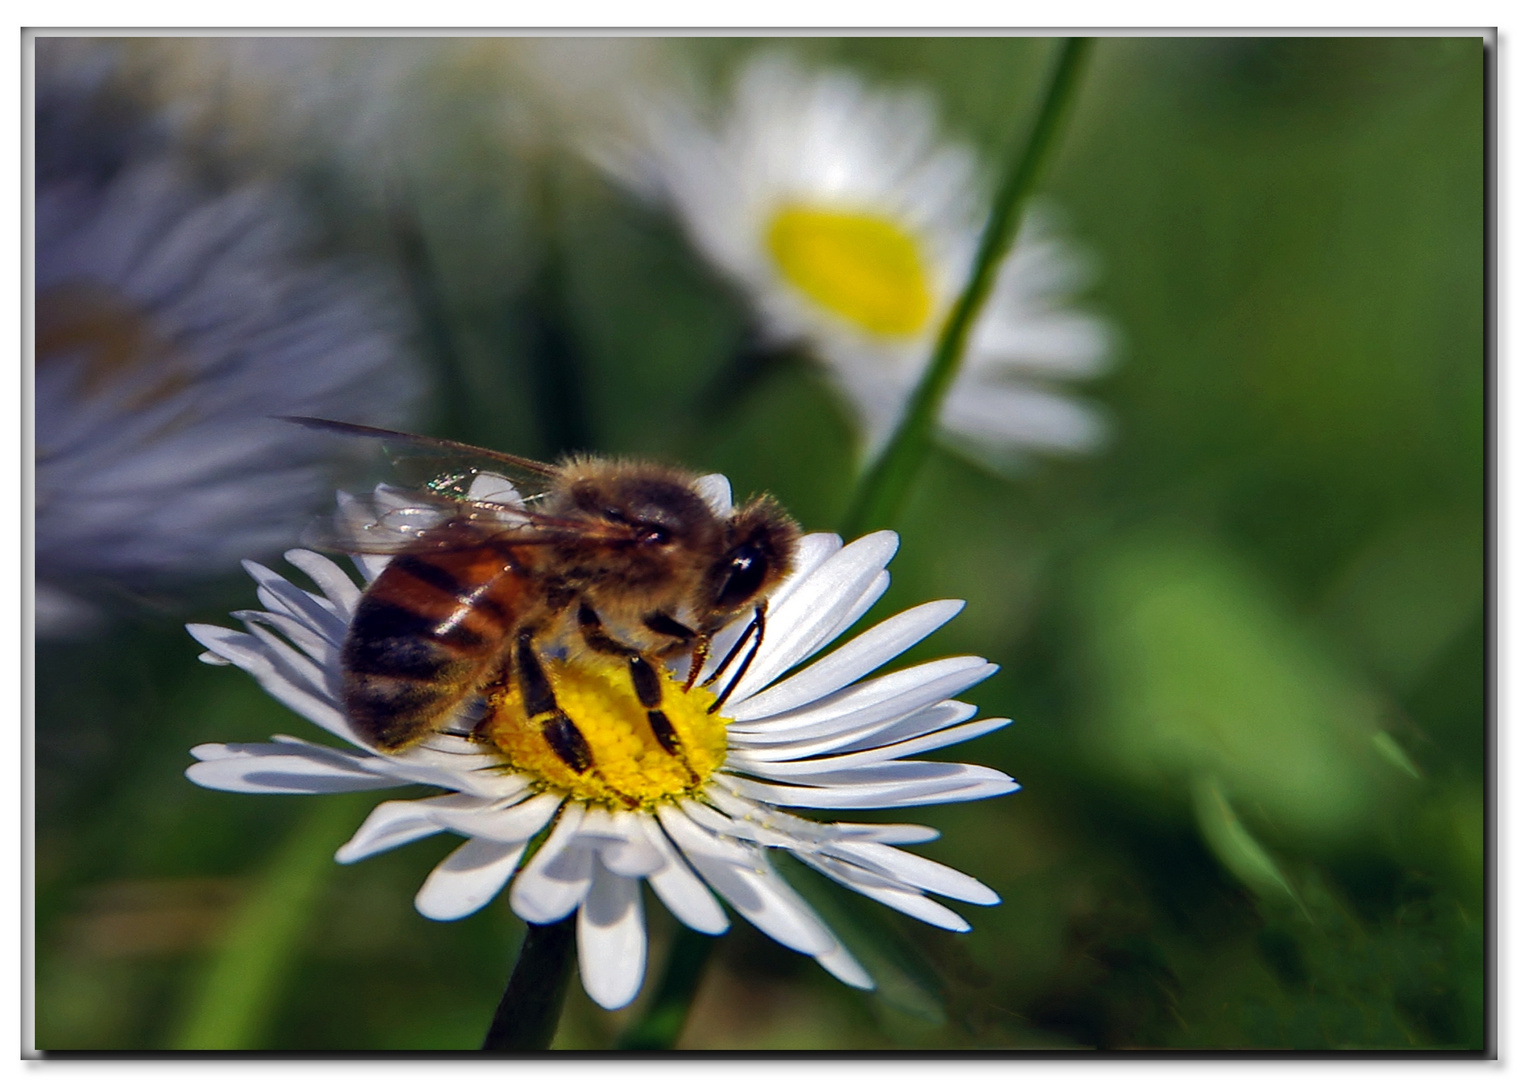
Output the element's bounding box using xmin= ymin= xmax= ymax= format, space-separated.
xmin=702 ymin=608 xmax=759 ymax=689
xmin=707 ymin=604 xmax=766 ymax=714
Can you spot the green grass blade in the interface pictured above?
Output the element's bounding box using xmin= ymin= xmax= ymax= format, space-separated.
xmin=170 ymin=797 xmax=361 ymax=1050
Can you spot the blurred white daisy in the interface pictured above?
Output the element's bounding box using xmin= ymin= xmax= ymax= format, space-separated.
xmin=34 ymin=95 xmax=423 ymax=636
xmin=109 ymin=37 xmax=669 ymax=206
xmin=600 ymin=52 xmax=1113 ymax=472
xmin=185 ymin=474 xmax=1015 ymax=1011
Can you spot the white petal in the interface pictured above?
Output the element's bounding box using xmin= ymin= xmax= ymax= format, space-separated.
xmin=823 ymin=840 xmax=999 ymax=905
xmin=337 ymin=797 xmax=453 ymax=863
xmin=186 ymin=623 xmax=268 ymax=669
xmin=723 ymin=770 xmax=1017 ymax=810
xmin=941 ymin=378 xmax=1106 ymax=454
xmin=750 ymin=760 xmax=1009 ymax=789
xmin=678 ymin=797 xmax=790 ymax=849
xmin=578 ymin=809 xmax=666 ymax=878
xmin=354 ymin=553 xmax=391 ymax=582
xmin=187 ymin=623 xmax=356 ymax=743
xmin=968 ymin=309 xmax=1113 ymax=379
xmin=821 ymin=700 xmax=979 ymax=756
xmin=511 ymin=804 xmax=595 ymax=923
xmin=825 ymin=822 xmax=941 ymax=844
xmin=654 ymin=803 xmax=757 ymax=868
xmin=772 ymin=533 xmax=845 ymax=605
xmin=660 ymin=808 xmax=835 ymax=957
xmin=688 ymin=852 xmax=836 ymax=957
xmin=727 ymin=657 xmax=997 ymax=744
xmin=731 ymin=719 xmax=1012 ymax=779
xmin=578 ymin=865 xmax=648 ymax=1010
xmin=373 ymin=749 xmax=530 ymax=801
xmin=240 ymin=620 xmax=331 ymax=698
xmin=233 ymin=608 xmax=337 ymax=666
xmin=415 ymin=837 xmax=528 ymax=920
xmin=429 ymin=791 xmax=563 ymax=845
xmin=635 ymin=815 xmax=729 ymax=935
xmin=242 ymin=559 xmax=348 ymax=641
xmin=733 ymin=701 xmax=978 ymax=762
xmin=693 ymin=473 xmax=733 ymax=515
xmin=727 ymin=599 xmax=964 ymax=721
xmin=283 ymin=549 xmax=364 ymax=619
xmin=185 ymin=741 xmax=397 ymax=795
xmin=797 ymin=851 xmax=970 ymax=932
xmin=814 ymin=938 xmax=875 ymax=990
xmin=815 ymin=570 xmax=894 ymax=663
xmin=700 ymin=786 xmax=942 ymax=847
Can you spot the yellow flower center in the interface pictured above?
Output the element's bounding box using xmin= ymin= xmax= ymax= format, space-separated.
xmin=480 ymin=654 xmax=730 ymax=811
xmin=764 ymin=205 xmax=934 ymax=337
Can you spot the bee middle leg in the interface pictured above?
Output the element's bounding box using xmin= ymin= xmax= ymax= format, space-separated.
xmin=577 ymin=605 xmax=696 ymax=777
xmin=514 ymin=630 xmax=594 ymax=774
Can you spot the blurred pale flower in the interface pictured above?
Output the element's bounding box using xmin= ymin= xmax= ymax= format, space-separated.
xmin=119 ymin=37 xmax=667 ymax=197
xmin=118 ymin=37 xmax=445 ymax=193
xmin=34 ymin=80 xmax=423 ymax=636
xmin=600 ymin=52 xmax=1114 ymax=473
xmin=185 ymin=473 xmax=1014 ymax=1011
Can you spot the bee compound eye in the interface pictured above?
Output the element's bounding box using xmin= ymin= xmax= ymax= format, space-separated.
xmin=716 ymin=543 xmax=768 ymax=607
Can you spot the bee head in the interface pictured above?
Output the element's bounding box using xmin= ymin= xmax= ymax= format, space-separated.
xmin=707 ymin=496 xmax=800 ymax=618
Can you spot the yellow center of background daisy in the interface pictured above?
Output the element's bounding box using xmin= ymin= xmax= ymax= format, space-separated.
xmin=765 ymin=205 xmax=934 ymax=337
xmin=481 ymin=655 xmax=729 ymax=810
xmin=35 ymin=282 xmax=190 ymax=409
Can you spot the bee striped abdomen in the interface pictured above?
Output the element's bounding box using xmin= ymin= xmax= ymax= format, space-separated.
xmin=341 ymin=547 xmax=525 ymax=751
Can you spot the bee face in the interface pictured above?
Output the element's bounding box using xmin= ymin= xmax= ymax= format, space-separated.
xmin=704 ymin=497 xmax=798 ymax=627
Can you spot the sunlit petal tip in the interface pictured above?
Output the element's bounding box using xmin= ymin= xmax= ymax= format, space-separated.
xmin=815 ymin=941 xmax=875 ymax=990
xmin=693 ymin=472 xmax=733 ymax=515
xmin=414 ymin=838 xmax=528 ymax=921
xmin=578 ymin=867 xmax=647 ymax=1010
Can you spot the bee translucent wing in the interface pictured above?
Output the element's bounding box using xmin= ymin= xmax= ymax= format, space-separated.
xmin=303 ymin=502 xmax=449 ymax=555
xmin=281 ymin=416 xmax=563 ymax=500
xmin=303 ymin=483 xmax=636 ymax=556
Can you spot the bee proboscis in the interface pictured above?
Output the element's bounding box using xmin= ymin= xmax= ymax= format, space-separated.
xmin=287 ymin=418 xmax=801 ymax=779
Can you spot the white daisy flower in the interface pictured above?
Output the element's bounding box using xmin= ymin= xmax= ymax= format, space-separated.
xmin=34 ymin=98 xmax=423 ymax=636
xmin=600 ymin=51 xmax=1113 ymax=472
xmin=184 ymin=473 xmax=1016 ymax=1011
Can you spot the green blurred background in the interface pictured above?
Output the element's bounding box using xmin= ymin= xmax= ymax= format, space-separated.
xmin=33 ymin=35 xmax=1486 ymax=1051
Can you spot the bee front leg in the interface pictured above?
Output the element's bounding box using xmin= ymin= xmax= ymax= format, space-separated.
xmin=640 ymin=611 xmax=707 ymax=691
xmin=577 ymin=605 xmax=698 ymax=780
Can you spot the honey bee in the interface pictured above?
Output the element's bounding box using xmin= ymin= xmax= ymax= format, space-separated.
xmin=286 ymin=418 xmax=800 ymax=774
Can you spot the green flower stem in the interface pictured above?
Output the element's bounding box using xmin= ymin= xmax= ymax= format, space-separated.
xmin=616 ymin=928 xmax=716 ymax=1050
xmin=170 ymin=796 xmax=360 ymax=1050
xmin=840 ymin=37 xmax=1094 ymax=536
xmin=481 ymin=916 xmax=578 ymax=1051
